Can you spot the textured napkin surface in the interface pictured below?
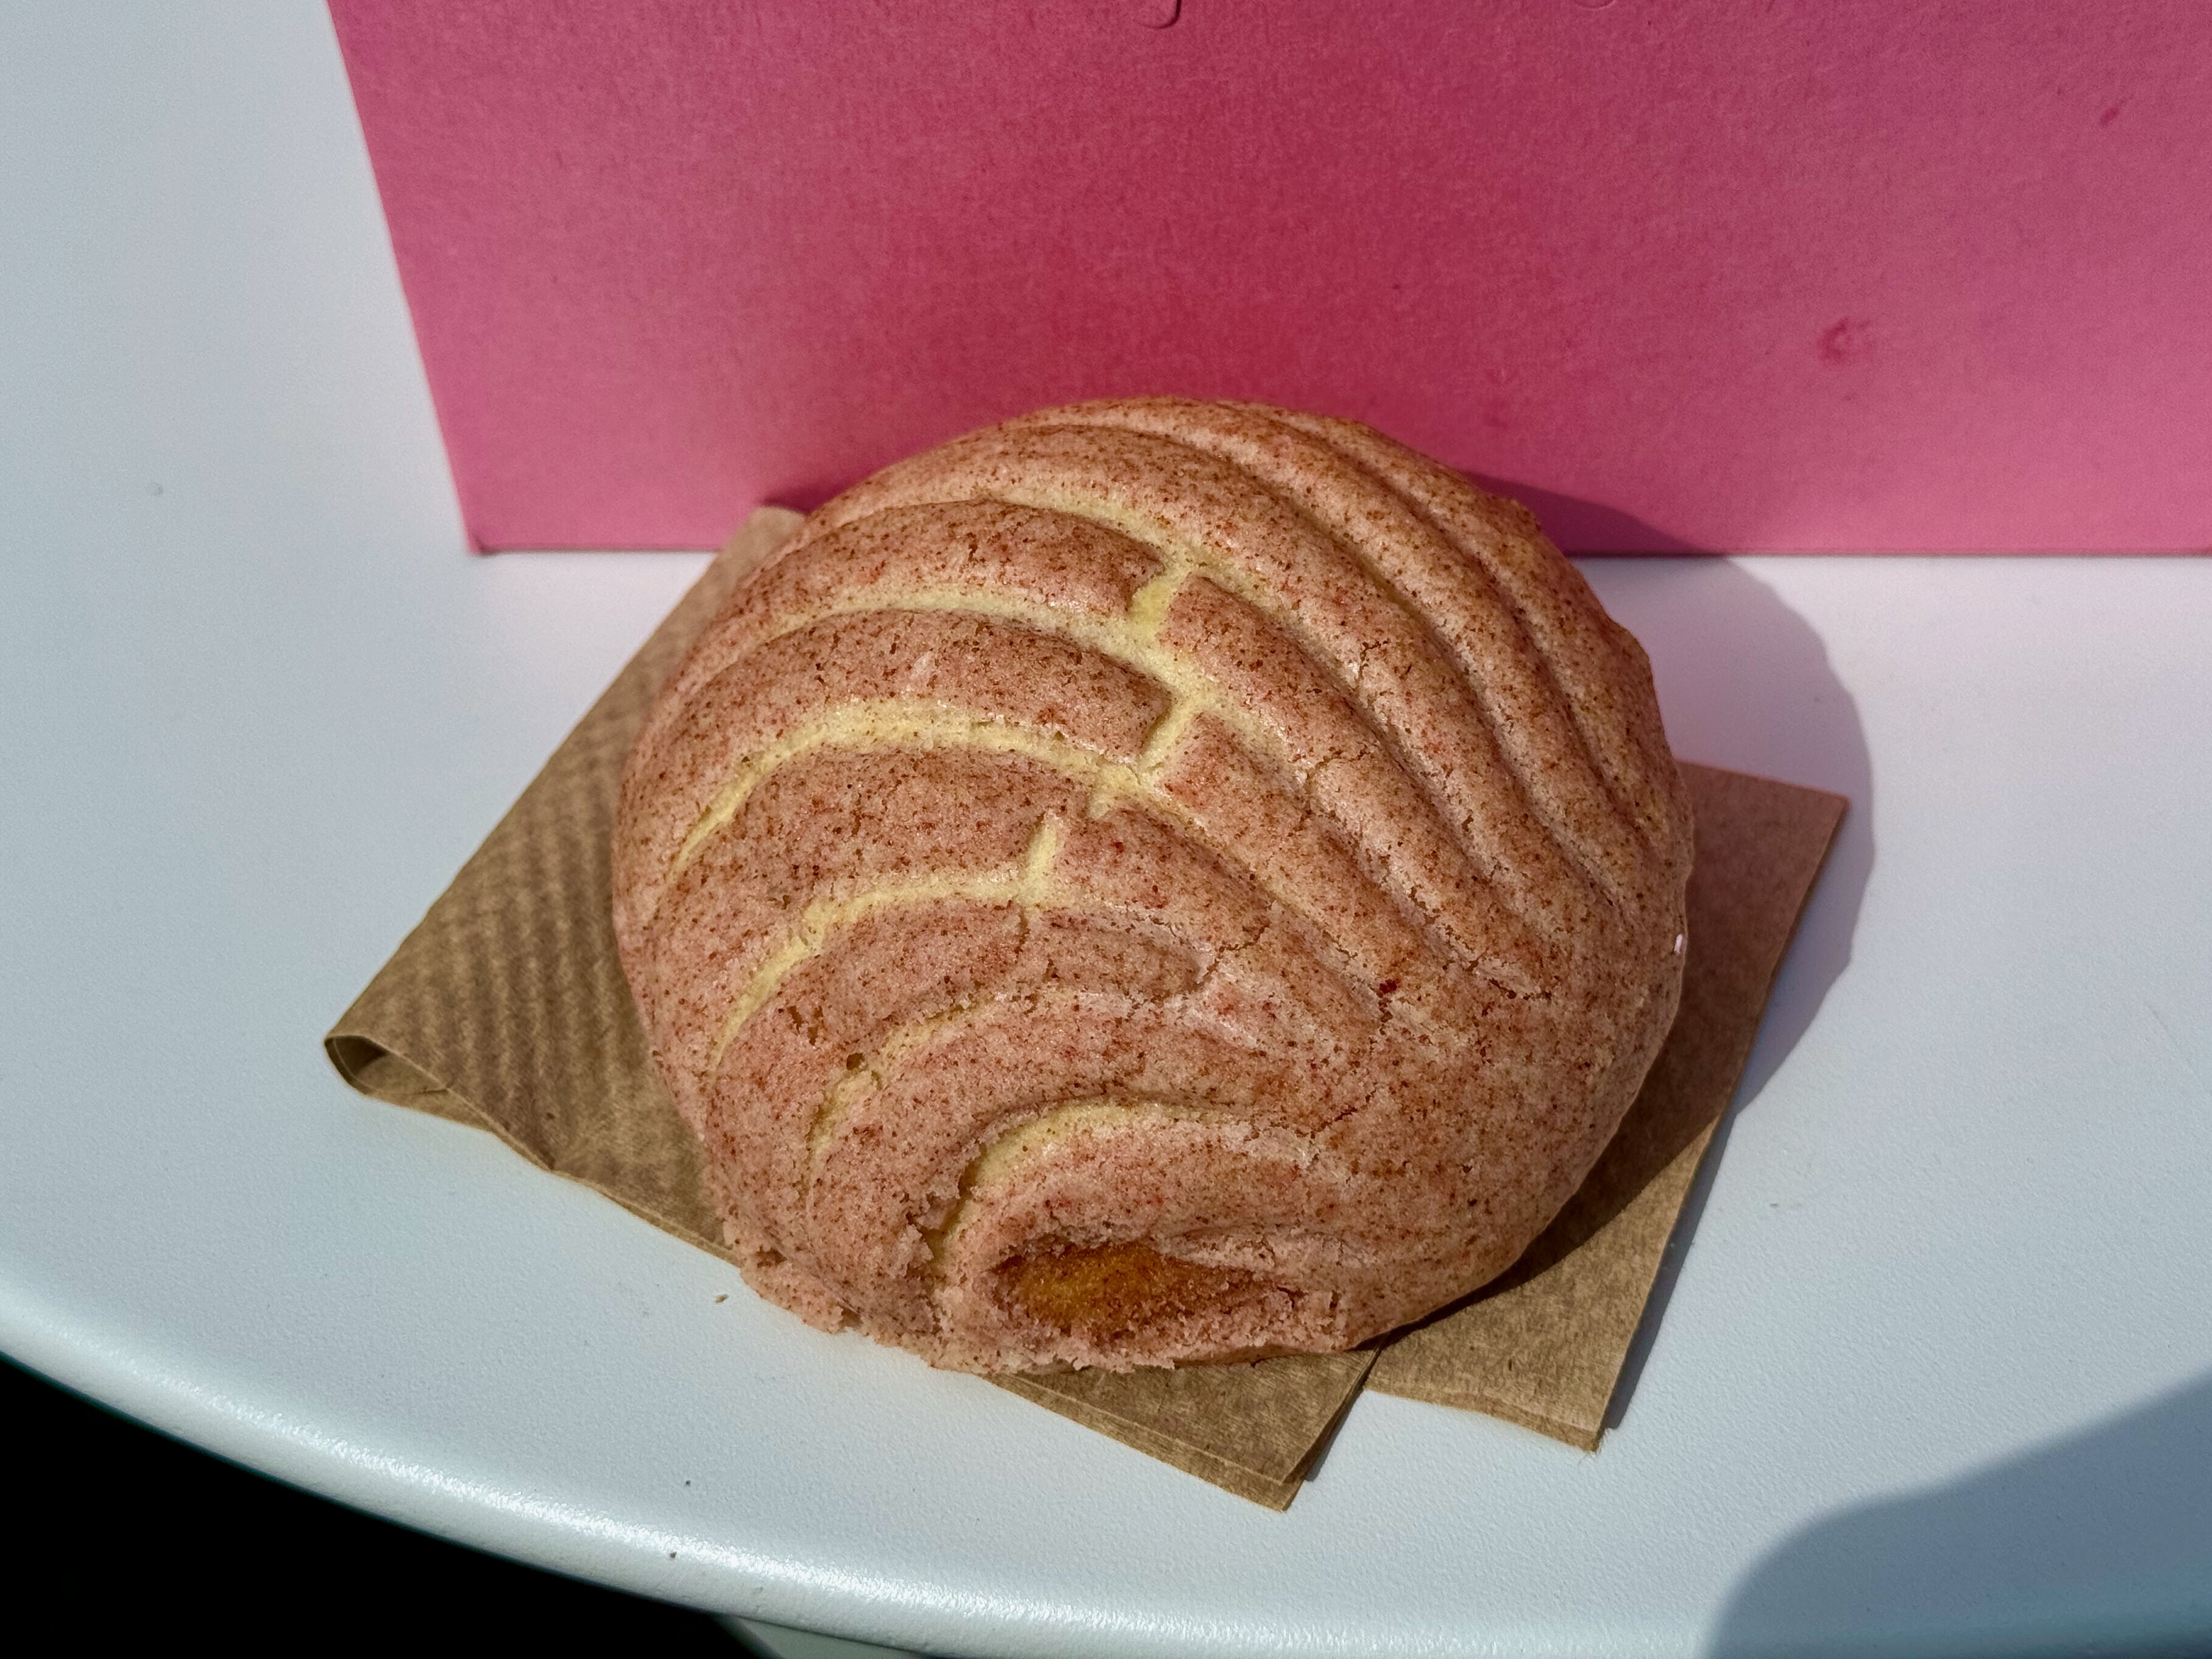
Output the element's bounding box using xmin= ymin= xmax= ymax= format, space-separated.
xmin=328 ymin=510 xmax=1842 ymax=1506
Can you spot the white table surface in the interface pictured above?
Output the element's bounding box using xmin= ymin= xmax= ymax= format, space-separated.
xmin=5 ymin=8 xmax=2209 ymax=1657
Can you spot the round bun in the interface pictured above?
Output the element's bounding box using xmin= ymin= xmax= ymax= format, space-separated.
xmin=613 ymin=399 xmax=1693 ymax=1373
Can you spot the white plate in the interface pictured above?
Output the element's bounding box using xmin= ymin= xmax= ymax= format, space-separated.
xmin=5 ymin=9 xmax=2210 ymax=1655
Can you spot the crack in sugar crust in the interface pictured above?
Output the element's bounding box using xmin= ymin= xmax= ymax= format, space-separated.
xmin=637 ymin=747 xmax=1092 ymax=1101
xmin=642 ymin=581 xmax=1540 ymax=987
xmin=770 ymin=840 xmax=1402 ymax=1299
xmin=801 ymin=423 xmax=1600 ymax=945
xmin=634 ymin=569 xmax=1534 ymax=1070
xmin=619 ymin=486 xmax=1555 ymax=990
xmin=702 ymin=898 xmax=1213 ymax=1280
xmin=646 ymin=717 xmax=1452 ymax=1098
xmin=1009 ymin=398 xmax=1657 ymax=909
xmin=690 ymin=783 xmax=1402 ymax=1272
xmin=1266 ymin=407 xmax=1693 ymax=870
xmin=615 ymin=501 xmax=1163 ymax=950
xmin=654 ymin=609 xmax=1168 ymax=881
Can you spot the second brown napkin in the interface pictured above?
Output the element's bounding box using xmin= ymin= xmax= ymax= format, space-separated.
xmin=327 ymin=510 xmax=1842 ymax=1507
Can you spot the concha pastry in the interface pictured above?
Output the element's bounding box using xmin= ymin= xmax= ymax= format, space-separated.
xmin=613 ymin=398 xmax=1693 ymax=1373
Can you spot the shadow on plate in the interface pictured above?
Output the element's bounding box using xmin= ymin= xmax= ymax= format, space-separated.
xmin=1710 ymin=1371 xmax=2212 ymax=1656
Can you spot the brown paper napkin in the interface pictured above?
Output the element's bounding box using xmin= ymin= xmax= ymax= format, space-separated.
xmin=327 ymin=510 xmax=1842 ymax=1508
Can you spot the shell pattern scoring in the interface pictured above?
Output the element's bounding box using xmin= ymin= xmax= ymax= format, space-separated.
xmin=613 ymin=399 xmax=1694 ymax=1372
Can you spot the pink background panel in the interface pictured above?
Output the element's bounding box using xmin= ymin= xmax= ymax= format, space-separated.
xmin=330 ymin=0 xmax=2212 ymax=553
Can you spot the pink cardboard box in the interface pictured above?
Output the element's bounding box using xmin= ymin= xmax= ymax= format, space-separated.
xmin=331 ymin=1 xmax=2210 ymax=553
